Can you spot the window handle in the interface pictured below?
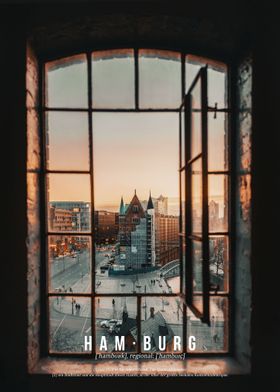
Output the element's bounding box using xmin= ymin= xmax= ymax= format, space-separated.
xmin=208 ymin=102 xmax=230 ymax=119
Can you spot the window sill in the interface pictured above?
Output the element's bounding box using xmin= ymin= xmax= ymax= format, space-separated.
xmin=30 ymin=356 xmax=249 ymax=377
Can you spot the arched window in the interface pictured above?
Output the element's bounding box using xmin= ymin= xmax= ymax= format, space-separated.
xmin=42 ymin=48 xmax=231 ymax=356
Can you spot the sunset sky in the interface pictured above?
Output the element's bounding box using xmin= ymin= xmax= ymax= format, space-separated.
xmin=47 ymin=51 xmax=227 ymax=214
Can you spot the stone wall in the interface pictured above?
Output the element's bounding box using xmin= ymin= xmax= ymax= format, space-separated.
xmin=26 ymin=43 xmax=41 ymax=372
xmin=234 ymin=55 xmax=252 ymax=370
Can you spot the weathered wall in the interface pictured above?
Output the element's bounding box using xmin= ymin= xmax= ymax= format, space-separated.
xmin=26 ymin=44 xmax=41 ymax=372
xmin=235 ymin=55 xmax=252 ymax=370
xmin=2 ymin=17 xmax=28 ymax=389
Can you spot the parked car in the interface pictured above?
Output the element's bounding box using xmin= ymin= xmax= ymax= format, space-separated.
xmin=100 ymin=319 xmax=122 ymax=328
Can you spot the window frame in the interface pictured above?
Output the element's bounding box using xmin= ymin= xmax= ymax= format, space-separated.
xmin=39 ymin=47 xmax=233 ymax=358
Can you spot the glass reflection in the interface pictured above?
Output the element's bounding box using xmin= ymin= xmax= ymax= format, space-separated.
xmin=208 ymin=175 xmax=228 ymax=232
xmin=209 ymin=236 xmax=229 ymax=292
xmin=187 ymin=297 xmax=228 ymax=352
xmin=191 ymin=158 xmax=202 ymax=234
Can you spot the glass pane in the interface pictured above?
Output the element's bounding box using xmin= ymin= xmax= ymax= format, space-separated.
xmin=192 ymin=240 xmax=203 ymax=293
xmin=187 ymin=296 xmax=228 ymax=353
xmin=48 ymin=235 xmax=91 ymax=293
xmin=49 ymin=296 xmax=91 ymax=353
xmin=139 ymin=49 xmax=181 ymax=108
xmin=95 ymin=297 xmax=137 ymax=353
xmin=209 ymin=236 xmax=229 ymax=292
xmin=46 ymin=112 xmax=89 ymax=171
xmin=180 ymin=109 xmax=185 ymax=167
xmin=191 ymin=158 xmax=202 ymax=234
xmin=208 ymin=113 xmax=228 ymax=171
xmin=191 ymin=112 xmax=202 ymax=159
xmin=92 ymin=49 xmax=134 ymax=109
xmin=47 ymin=174 xmax=91 ymax=232
xmin=46 ymin=54 xmax=87 ymax=108
xmin=208 ymin=66 xmax=227 ymax=109
xmin=186 ymin=55 xmax=227 ymax=109
xmin=93 ymin=113 xmax=180 ymax=294
xmin=191 ymin=76 xmax=201 ymax=110
xmin=141 ymin=297 xmax=183 ymax=353
xmin=186 ymin=59 xmax=201 ymax=93
xmin=180 ymin=170 xmax=185 ymax=234
xmin=208 ymin=174 xmax=228 ymax=232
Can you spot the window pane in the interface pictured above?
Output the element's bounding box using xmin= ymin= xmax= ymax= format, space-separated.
xmin=95 ymin=297 xmax=137 ymax=353
xmin=208 ymin=66 xmax=227 ymax=109
xmin=208 ymin=113 xmax=228 ymax=171
xmin=192 ymin=240 xmax=203 ymax=293
xmin=49 ymin=296 xmax=91 ymax=353
xmin=187 ymin=296 xmax=228 ymax=353
xmin=209 ymin=236 xmax=229 ymax=292
xmin=186 ymin=59 xmax=201 ymax=93
xmin=191 ymin=112 xmax=202 ymax=159
xmin=139 ymin=49 xmax=181 ymax=108
xmin=47 ymin=174 xmax=91 ymax=232
xmin=48 ymin=235 xmax=91 ymax=293
xmin=141 ymin=297 xmax=183 ymax=353
xmin=92 ymin=49 xmax=134 ymax=109
xmin=46 ymin=54 xmax=87 ymax=108
xmin=46 ymin=112 xmax=89 ymax=171
xmin=93 ymin=113 xmax=180 ymax=294
xmin=208 ymin=175 xmax=228 ymax=232
xmin=191 ymin=158 xmax=202 ymax=235
xmin=186 ymin=55 xmax=227 ymax=109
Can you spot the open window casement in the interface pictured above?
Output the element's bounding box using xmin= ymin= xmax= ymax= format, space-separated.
xmin=180 ymin=66 xmax=210 ymax=324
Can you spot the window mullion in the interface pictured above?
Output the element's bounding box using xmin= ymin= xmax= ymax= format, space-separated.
xmin=87 ymin=51 xmax=95 ymax=356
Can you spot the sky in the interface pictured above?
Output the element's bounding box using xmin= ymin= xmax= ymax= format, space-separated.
xmin=47 ymin=51 xmax=227 ymax=214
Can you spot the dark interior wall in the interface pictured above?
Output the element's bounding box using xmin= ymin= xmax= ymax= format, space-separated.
xmin=1 ymin=1 xmax=279 ymax=389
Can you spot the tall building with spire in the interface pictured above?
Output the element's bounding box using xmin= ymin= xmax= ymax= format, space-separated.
xmin=118 ymin=191 xmax=156 ymax=270
xmin=146 ymin=191 xmax=156 ymax=266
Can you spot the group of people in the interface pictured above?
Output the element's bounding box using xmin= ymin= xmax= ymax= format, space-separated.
xmin=59 ymin=285 xmax=73 ymax=293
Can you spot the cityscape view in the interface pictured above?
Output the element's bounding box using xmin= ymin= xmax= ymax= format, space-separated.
xmin=48 ymin=193 xmax=227 ymax=353
xmin=47 ymin=50 xmax=228 ymax=354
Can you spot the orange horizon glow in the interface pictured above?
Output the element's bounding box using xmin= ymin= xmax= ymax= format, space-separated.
xmin=46 ymin=52 xmax=227 ymax=215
